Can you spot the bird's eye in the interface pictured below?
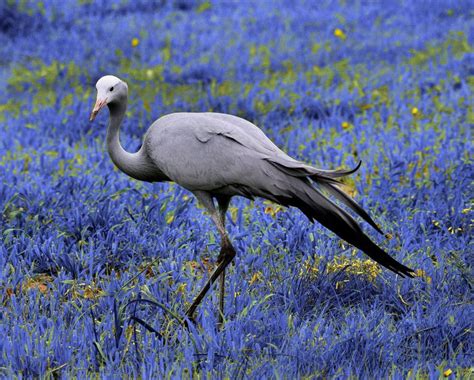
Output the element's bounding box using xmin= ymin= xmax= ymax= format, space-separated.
xmin=109 ymin=86 xmax=114 ymax=92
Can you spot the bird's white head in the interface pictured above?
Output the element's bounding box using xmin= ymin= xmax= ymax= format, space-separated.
xmin=90 ymin=75 xmax=128 ymax=121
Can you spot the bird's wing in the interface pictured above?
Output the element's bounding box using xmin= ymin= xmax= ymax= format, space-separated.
xmin=144 ymin=112 xmax=280 ymax=191
xmin=201 ymin=114 xmax=383 ymax=233
xmin=199 ymin=113 xmax=365 ymax=182
xmin=198 ymin=112 xmax=285 ymax=155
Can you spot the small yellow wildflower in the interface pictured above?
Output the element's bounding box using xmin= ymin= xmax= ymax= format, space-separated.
xmin=341 ymin=121 xmax=351 ymax=129
xmin=326 ymin=257 xmax=381 ymax=282
xmin=197 ymin=1 xmax=211 ymax=12
xmin=249 ymin=271 xmax=263 ymax=285
xmin=299 ymin=259 xmax=320 ymax=278
xmin=187 ymin=261 xmax=199 ymax=271
xmin=131 ymin=38 xmax=140 ymax=47
xmin=415 ymin=269 xmax=432 ymax=284
xmin=264 ymin=203 xmax=283 ymax=217
xmin=411 ymin=107 xmax=419 ymax=116
xmin=447 ymin=226 xmax=463 ymax=234
xmin=443 ymin=368 xmax=453 ymax=377
xmin=333 ymin=28 xmax=346 ymax=40
xmin=176 ymin=283 xmax=187 ymax=295
xmin=359 ymin=103 xmax=374 ymax=111
xmin=83 ymin=285 xmax=105 ymax=300
xmin=461 ymin=208 xmax=470 ymax=214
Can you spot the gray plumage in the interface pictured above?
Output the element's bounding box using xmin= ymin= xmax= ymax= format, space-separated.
xmin=90 ymin=75 xmax=415 ymax=324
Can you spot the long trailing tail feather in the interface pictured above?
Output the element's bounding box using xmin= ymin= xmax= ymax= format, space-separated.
xmin=295 ymin=181 xmax=414 ymax=277
xmin=307 ymin=159 xmax=384 ymax=235
xmin=318 ymin=181 xmax=384 ymax=235
xmin=265 ymin=158 xmax=362 ymax=183
xmin=308 ymin=160 xmax=362 ymax=181
xmin=259 ymin=158 xmax=415 ymax=278
xmin=267 ymin=158 xmax=383 ymax=235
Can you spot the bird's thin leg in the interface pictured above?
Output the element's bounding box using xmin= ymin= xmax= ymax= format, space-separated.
xmin=216 ymin=195 xmax=231 ymax=329
xmin=186 ymin=192 xmax=235 ymax=325
xmin=185 ymin=244 xmax=235 ymax=322
xmin=218 ymin=270 xmax=225 ymax=328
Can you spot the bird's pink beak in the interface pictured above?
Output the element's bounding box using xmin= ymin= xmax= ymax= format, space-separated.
xmin=90 ymin=98 xmax=107 ymax=121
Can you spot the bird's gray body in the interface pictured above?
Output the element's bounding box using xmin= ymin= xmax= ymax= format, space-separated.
xmin=90 ymin=75 xmax=414 ymax=323
xmin=145 ymin=112 xmax=344 ymax=195
xmin=145 ymin=112 xmax=292 ymax=192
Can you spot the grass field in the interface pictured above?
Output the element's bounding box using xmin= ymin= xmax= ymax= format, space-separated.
xmin=0 ymin=0 xmax=472 ymax=378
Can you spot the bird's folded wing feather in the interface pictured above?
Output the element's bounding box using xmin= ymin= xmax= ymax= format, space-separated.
xmin=197 ymin=113 xmax=361 ymax=181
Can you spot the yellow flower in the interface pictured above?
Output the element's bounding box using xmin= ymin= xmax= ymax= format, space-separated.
xmin=249 ymin=271 xmax=263 ymax=285
xmin=341 ymin=121 xmax=351 ymax=129
xmin=443 ymin=368 xmax=452 ymax=377
xmin=411 ymin=107 xmax=419 ymax=116
xmin=176 ymin=283 xmax=187 ymax=295
xmin=448 ymin=226 xmax=463 ymax=234
xmin=300 ymin=259 xmax=320 ymax=278
xmin=334 ymin=28 xmax=346 ymax=40
xmin=326 ymin=257 xmax=381 ymax=282
xmin=415 ymin=269 xmax=432 ymax=284
xmin=264 ymin=202 xmax=283 ymax=217
xmin=131 ymin=38 xmax=140 ymax=47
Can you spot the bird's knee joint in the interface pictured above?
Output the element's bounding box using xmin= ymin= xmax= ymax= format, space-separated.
xmin=218 ymin=240 xmax=236 ymax=263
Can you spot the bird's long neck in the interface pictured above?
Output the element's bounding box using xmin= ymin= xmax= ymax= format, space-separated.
xmin=106 ymin=99 xmax=156 ymax=182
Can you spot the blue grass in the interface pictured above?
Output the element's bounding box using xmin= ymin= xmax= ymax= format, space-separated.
xmin=0 ymin=0 xmax=472 ymax=377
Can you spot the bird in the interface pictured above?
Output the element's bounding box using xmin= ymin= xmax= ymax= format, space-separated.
xmin=90 ymin=75 xmax=415 ymax=326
